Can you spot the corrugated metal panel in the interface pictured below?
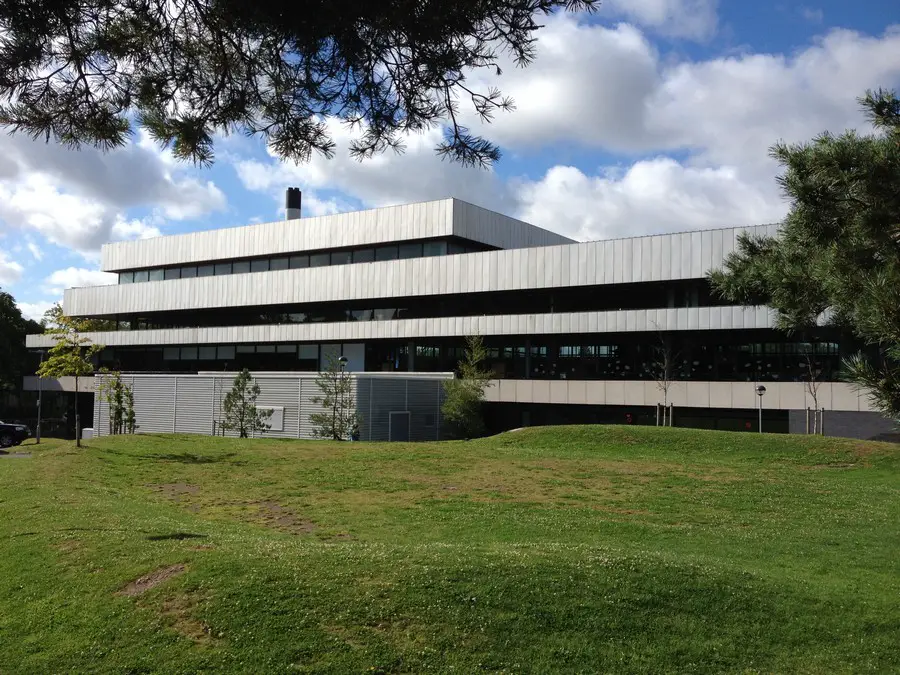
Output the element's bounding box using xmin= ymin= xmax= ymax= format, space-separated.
xmin=254 ymin=376 xmax=301 ymax=439
xmin=29 ymin=306 xmax=778 ymax=350
xmin=101 ymin=198 xmax=573 ymax=272
xmin=366 ymin=378 xmax=409 ymax=442
xmin=69 ymin=224 xmax=777 ymax=317
xmin=174 ymin=375 xmax=216 ymax=435
xmin=131 ymin=376 xmax=176 ymax=433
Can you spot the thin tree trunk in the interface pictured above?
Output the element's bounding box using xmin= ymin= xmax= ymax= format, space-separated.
xmin=75 ymin=377 xmax=81 ymax=448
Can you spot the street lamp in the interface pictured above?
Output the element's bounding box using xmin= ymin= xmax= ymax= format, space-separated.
xmin=36 ymin=349 xmax=45 ymax=445
xmin=338 ymin=356 xmax=348 ymax=441
xmin=755 ymin=385 xmax=767 ymax=433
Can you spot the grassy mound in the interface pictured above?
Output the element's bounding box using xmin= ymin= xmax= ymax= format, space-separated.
xmin=1 ymin=426 xmax=897 ymax=673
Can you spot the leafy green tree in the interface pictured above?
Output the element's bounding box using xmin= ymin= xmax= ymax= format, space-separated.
xmin=710 ymin=89 xmax=900 ymax=420
xmin=0 ymin=0 xmax=594 ymax=168
xmin=36 ymin=321 xmax=102 ymax=447
xmin=42 ymin=303 xmax=116 ymax=332
xmin=0 ymin=289 xmax=43 ymax=396
xmin=97 ymin=370 xmax=137 ymax=435
xmin=310 ymin=354 xmax=359 ymax=441
xmin=442 ymin=335 xmax=493 ymax=438
xmin=220 ymin=369 xmax=272 ymax=438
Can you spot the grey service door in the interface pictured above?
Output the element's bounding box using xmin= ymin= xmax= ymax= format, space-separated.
xmin=388 ymin=411 xmax=411 ymax=442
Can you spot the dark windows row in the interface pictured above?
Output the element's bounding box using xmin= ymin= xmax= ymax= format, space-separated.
xmin=94 ymin=332 xmax=855 ymax=383
xmin=113 ymin=280 xmax=724 ymax=331
xmin=118 ymin=239 xmax=482 ymax=284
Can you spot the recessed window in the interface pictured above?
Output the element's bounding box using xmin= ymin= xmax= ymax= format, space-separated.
xmin=133 ymin=270 xmax=149 ymax=283
xmin=181 ymin=346 xmax=198 ymax=360
xmin=218 ymin=345 xmax=236 ymax=360
xmin=398 ymin=242 xmax=422 ymax=259
xmin=289 ymin=255 xmax=309 ymax=269
xmin=232 ymin=261 xmax=250 ymax=274
xmin=236 ymin=345 xmax=255 ymax=353
xmin=163 ymin=347 xmax=180 ymax=360
xmin=251 ymin=259 xmax=269 ymax=273
xmin=375 ymin=245 xmax=398 ymax=261
xmin=148 ymin=268 xmax=164 ymax=282
xmin=197 ymin=265 xmax=214 ymax=277
xmin=181 ymin=266 xmax=197 ymax=279
xmin=119 ymin=272 xmax=134 ymax=284
xmin=199 ymin=346 xmax=217 ymax=360
xmin=353 ymin=248 xmax=375 ymax=263
xmin=298 ymin=345 xmax=318 ymax=360
xmin=331 ymin=250 xmax=352 ymax=265
xmin=256 ymin=345 xmax=276 ymax=354
xmin=164 ymin=267 xmax=181 ymax=280
xmin=310 ymin=252 xmax=330 ymax=267
xmin=270 ymin=257 xmax=289 ymax=271
xmin=276 ymin=344 xmax=296 ymax=354
xmin=214 ymin=262 xmax=232 ymax=276
xmin=422 ymin=241 xmax=447 ymax=257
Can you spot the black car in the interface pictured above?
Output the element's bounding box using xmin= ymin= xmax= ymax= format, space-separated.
xmin=0 ymin=421 xmax=30 ymax=448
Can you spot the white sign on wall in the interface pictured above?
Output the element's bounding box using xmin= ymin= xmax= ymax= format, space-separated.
xmin=259 ymin=406 xmax=285 ymax=432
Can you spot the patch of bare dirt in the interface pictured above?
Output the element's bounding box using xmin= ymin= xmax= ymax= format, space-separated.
xmin=150 ymin=483 xmax=200 ymax=498
xmin=256 ymin=501 xmax=317 ymax=534
xmin=118 ymin=564 xmax=186 ymax=597
xmin=54 ymin=538 xmax=82 ymax=554
xmin=160 ymin=592 xmax=218 ymax=645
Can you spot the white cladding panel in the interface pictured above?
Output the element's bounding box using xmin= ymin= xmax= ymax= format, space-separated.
xmin=484 ymin=379 xmax=877 ymax=413
xmin=26 ymin=306 xmax=774 ymax=349
xmin=72 ymin=224 xmax=775 ymax=317
xmin=451 ymin=200 xmax=573 ymax=249
xmin=101 ymin=198 xmax=572 ymax=272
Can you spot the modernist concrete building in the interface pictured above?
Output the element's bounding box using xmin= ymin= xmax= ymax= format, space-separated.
xmin=25 ymin=192 xmax=895 ymax=439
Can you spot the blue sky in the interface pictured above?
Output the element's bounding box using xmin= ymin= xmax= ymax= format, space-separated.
xmin=1 ymin=0 xmax=898 ymax=321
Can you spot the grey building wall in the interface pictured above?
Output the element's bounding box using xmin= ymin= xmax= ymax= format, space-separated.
xmin=61 ymin=224 xmax=776 ymax=318
xmin=93 ymin=372 xmax=450 ymax=441
xmin=99 ymin=198 xmax=573 ymax=272
xmin=788 ymin=409 xmax=898 ymax=441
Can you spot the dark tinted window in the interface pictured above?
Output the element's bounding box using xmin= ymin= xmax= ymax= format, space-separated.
xmin=181 ymin=266 xmax=197 ymax=279
xmin=232 ymin=261 xmax=250 ymax=274
xmin=164 ymin=267 xmax=181 ymax=280
xmin=289 ymin=255 xmax=309 ymax=269
xmin=270 ymin=257 xmax=289 ymax=271
xmin=133 ymin=270 xmax=149 ymax=283
xmin=197 ymin=265 xmax=214 ymax=277
xmin=423 ymin=241 xmax=447 ymax=257
xmin=399 ymin=242 xmax=422 ymax=259
xmin=310 ymin=253 xmax=330 ymax=267
xmin=214 ymin=262 xmax=232 ymax=275
xmin=375 ymin=245 xmax=398 ymax=261
xmin=331 ymin=251 xmax=352 ymax=265
xmin=119 ymin=272 xmax=134 ymax=284
xmin=148 ymin=268 xmax=164 ymax=282
xmin=353 ymin=248 xmax=375 ymax=263
xmin=251 ymin=259 xmax=269 ymax=273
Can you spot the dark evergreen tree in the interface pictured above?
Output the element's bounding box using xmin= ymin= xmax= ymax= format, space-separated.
xmin=0 ymin=0 xmax=595 ymax=168
xmin=710 ymin=89 xmax=900 ymax=420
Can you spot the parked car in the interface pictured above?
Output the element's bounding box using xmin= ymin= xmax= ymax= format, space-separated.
xmin=0 ymin=421 xmax=30 ymax=448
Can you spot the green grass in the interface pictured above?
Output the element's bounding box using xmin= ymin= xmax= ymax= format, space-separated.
xmin=1 ymin=426 xmax=898 ymax=673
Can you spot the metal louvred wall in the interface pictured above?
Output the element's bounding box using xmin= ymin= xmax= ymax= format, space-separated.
xmin=93 ymin=373 xmax=450 ymax=441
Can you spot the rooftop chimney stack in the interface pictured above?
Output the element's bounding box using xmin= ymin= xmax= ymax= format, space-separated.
xmin=285 ymin=187 xmax=302 ymax=220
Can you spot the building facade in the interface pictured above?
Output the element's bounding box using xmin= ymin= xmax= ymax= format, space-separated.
xmin=25 ymin=193 xmax=892 ymax=440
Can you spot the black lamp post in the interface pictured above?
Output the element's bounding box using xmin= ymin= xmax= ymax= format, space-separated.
xmin=756 ymin=385 xmax=767 ymax=433
xmin=36 ymin=349 xmax=45 ymax=444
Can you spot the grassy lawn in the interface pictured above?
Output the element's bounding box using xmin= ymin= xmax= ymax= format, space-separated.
xmin=0 ymin=426 xmax=897 ymax=673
